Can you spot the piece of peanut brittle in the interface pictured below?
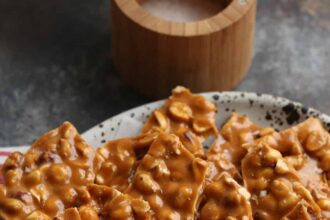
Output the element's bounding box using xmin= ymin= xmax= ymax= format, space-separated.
xmin=205 ymin=135 xmax=241 ymax=182
xmin=281 ymin=200 xmax=324 ymax=220
xmin=206 ymin=113 xmax=273 ymax=181
xmin=199 ymin=172 xmax=253 ymax=220
xmin=94 ymin=133 xmax=155 ymax=192
xmin=142 ymin=86 xmax=218 ymax=155
xmin=242 ymin=142 xmax=322 ymax=219
xmin=249 ymin=118 xmax=330 ymax=217
xmin=50 ymin=182 xmax=152 ymax=220
xmin=0 ymin=122 xmax=97 ymax=219
xmin=126 ymin=133 xmax=208 ymax=219
xmin=219 ymin=113 xmax=275 ymax=165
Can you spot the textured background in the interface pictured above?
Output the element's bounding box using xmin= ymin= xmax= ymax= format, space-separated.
xmin=0 ymin=0 xmax=329 ymax=146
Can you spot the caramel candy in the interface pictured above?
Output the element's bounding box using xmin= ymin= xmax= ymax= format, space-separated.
xmin=95 ymin=136 xmax=150 ymax=192
xmin=55 ymin=184 xmax=121 ymax=220
xmin=250 ymin=118 xmax=330 ymax=218
xmin=199 ymin=172 xmax=252 ymax=220
xmin=102 ymin=191 xmax=153 ymax=220
xmin=0 ymin=122 xmax=97 ymax=219
xmin=205 ymin=135 xmax=241 ymax=182
xmin=142 ymin=86 xmax=218 ymax=155
xmin=242 ymin=142 xmax=322 ymax=219
xmin=126 ymin=133 xmax=208 ymax=219
xmin=219 ymin=113 xmax=272 ymax=166
xmin=206 ymin=113 xmax=272 ymax=181
xmin=282 ymin=200 xmax=324 ymax=220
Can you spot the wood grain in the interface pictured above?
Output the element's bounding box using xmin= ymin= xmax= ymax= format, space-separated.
xmin=111 ymin=0 xmax=257 ymax=98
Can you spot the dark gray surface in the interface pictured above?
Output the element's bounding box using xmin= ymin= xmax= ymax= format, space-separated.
xmin=0 ymin=0 xmax=329 ymax=146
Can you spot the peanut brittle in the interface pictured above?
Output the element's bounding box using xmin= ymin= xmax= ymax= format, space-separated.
xmin=2 ymin=86 xmax=330 ymax=220
xmin=199 ymin=172 xmax=253 ymax=220
xmin=0 ymin=122 xmax=98 ymax=219
xmin=205 ymin=136 xmax=241 ymax=182
xmin=126 ymin=133 xmax=208 ymax=219
xmin=101 ymin=189 xmax=153 ymax=219
xmin=52 ymin=183 xmax=152 ymax=220
xmin=142 ymin=86 xmax=217 ymax=155
xmin=206 ymin=113 xmax=273 ymax=181
xmin=219 ymin=113 xmax=272 ymax=166
xmin=94 ymin=134 xmax=153 ymax=192
xmin=281 ymin=200 xmax=324 ymax=220
xmin=249 ymin=118 xmax=330 ymax=217
xmin=242 ymin=142 xmax=322 ymax=219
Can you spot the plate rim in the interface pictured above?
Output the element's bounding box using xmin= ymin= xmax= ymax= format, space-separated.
xmin=3 ymin=91 xmax=329 ymax=149
xmin=83 ymin=91 xmax=330 ymax=137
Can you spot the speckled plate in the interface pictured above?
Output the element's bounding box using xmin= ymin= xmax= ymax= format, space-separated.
xmin=83 ymin=91 xmax=330 ymax=149
xmin=1 ymin=91 xmax=330 ymax=162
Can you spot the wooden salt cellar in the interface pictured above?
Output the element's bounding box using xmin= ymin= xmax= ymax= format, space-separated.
xmin=111 ymin=0 xmax=257 ymax=98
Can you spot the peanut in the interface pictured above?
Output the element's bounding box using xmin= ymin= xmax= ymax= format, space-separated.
xmin=58 ymin=139 xmax=72 ymax=159
xmin=253 ymin=177 xmax=268 ymax=191
xmin=1 ymin=198 xmax=23 ymax=213
xmin=224 ymin=191 xmax=242 ymax=207
xmin=192 ymin=158 xmax=208 ymax=181
xmin=44 ymin=196 xmax=64 ymax=216
xmin=154 ymin=160 xmax=170 ymax=178
xmin=306 ymin=131 xmax=328 ymax=152
xmin=148 ymin=194 xmax=163 ymax=209
xmin=270 ymin=179 xmax=291 ymax=197
xmin=318 ymin=198 xmax=330 ymax=211
xmin=157 ymin=207 xmax=181 ymax=220
xmin=62 ymin=124 xmax=77 ymax=139
xmin=75 ymin=142 xmax=90 ymax=158
xmin=79 ymin=206 xmax=99 ymax=220
xmin=172 ymin=86 xmax=188 ymax=94
xmin=95 ymin=174 xmax=105 ymax=185
xmin=173 ymin=185 xmax=192 ymax=208
xmin=259 ymin=194 xmax=277 ymax=211
xmin=320 ymin=154 xmax=330 ymax=171
xmin=192 ymin=118 xmax=212 ymax=133
xmin=47 ymin=164 xmax=70 ymax=184
xmin=131 ymin=198 xmax=151 ymax=217
xmin=275 ymin=159 xmax=290 ymax=174
xmin=169 ymin=101 xmax=192 ymax=121
xmin=61 ymin=187 xmax=78 ymax=207
xmin=25 ymin=210 xmax=51 ymax=220
xmin=260 ymin=128 xmax=275 ymax=137
xmin=5 ymin=169 xmax=20 ymax=186
xmin=284 ymin=156 xmax=305 ymax=170
xmin=63 ymin=208 xmax=81 ymax=220
xmin=24 ymin=169 xmax=42 ymax=186
xmin=278 ymin=193 xmax=298 ymax=210
xmin=134 ymin=173 xmax=160 ymax=193
xmin=3 ymin=152 xmax=23 ymax=170
xmin=262 ymin=147 xmax=282 ymax=167
xmin=75 ymin=187 xmax=92 ymax=204
xmin=154 ymin=111 xmax=168 ymax=130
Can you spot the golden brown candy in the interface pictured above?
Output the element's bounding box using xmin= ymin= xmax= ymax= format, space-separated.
xmin=242 ymin=142 xmax=322 ymax=219
xmin=250 ymin=118 xmax=330 ymax=218
xmin=0 ymin=122 xmax=98 ymax=219
xmin=126 ymin=133 xmax=208 ymax=220
xmin=142 ymin=86 xmax=217 ymax=155
xmin=199 ymin=172 xmax=252 ymax=220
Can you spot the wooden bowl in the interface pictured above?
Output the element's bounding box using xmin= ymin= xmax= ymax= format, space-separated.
xmin=111 ymin=0 xmax=257 ymax=98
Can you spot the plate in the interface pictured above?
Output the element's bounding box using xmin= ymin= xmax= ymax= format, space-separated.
xmin=1 ymin=91 xmax=330 ymax=162
xmin=83 ymin=91 xmax=330 ymax=148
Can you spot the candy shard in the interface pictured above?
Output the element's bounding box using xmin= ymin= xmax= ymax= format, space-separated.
xmin=126 ymin=133 xmax=208 ymax=220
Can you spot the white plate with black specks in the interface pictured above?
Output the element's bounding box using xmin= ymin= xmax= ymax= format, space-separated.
xmin=2 ymin=91 xmax=330 ymax=161
xmin=83 ymin=91 xmax=330 ymax=149
xmin=1 ymin=91 xmax=330 ymax=162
